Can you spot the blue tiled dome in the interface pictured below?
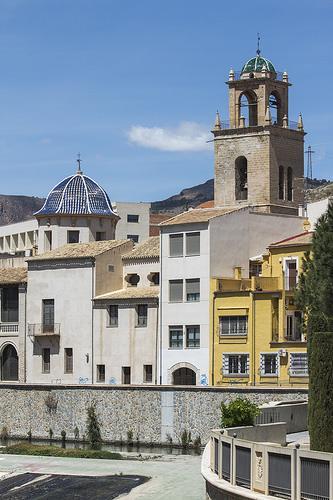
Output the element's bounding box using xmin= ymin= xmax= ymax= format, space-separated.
xmin=35 ymin=171 xmax=116 ymax=217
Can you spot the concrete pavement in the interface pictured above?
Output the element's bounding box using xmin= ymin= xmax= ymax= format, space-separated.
xmin=0 ymin=452 xmax=205 ymax=499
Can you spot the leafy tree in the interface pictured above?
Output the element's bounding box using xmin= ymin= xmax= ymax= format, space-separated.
xmin=221 ymin=398 xmax=260 ymax=428
xmin=295 ymin=204 xmax=333 ymax=451
xmin=86 ymin=404 xmax=102 ymax=449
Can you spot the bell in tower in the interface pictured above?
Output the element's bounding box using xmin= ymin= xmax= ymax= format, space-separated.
xmin=213 ymin=43 xmax=305 ymax=215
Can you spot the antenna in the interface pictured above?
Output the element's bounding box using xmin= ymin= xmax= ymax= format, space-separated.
xmin=257 ymin=32 xmax=261 ymax=56
xmin=305 ymin=145 xmax=315 ymax=183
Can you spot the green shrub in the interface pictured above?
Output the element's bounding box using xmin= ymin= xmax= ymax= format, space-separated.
xmin=86 ymin=404 xmax=101 ymax=449
xmin=221 ymin=398 xmax=260 ymax=428
xmin=1 ymin=442 xmax=122 ymax=460
xmin=180 ymin=430 xmax=192 ymax=448
xmin=0 ymin=426 xmax=9 ymax=441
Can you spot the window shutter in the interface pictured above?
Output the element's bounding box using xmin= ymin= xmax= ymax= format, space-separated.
xmin=222 ymin=354 xmax=229 ymax=374
xmin=169 ymin=234 xmax=183 ymax=257
xmin=186 ymin=232 xmax=200 ymax=256
xmin=186 ymin=279 xmax=200 ymax=294
xmin=169 ymin=280 xmax=183 ymax=302
xmin=260 ymin=354 xmax=265 ymax=374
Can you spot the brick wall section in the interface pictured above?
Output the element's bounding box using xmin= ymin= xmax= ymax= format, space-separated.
xmin=0 ymin=384 xmax=307 ymax=445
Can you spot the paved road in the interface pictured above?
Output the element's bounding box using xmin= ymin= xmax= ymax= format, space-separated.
xmin=0 ymin=453 xmax=205 ymax=499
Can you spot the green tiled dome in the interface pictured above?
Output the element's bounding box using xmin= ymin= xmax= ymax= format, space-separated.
xmin=241 ymin=56 xmax=275 ymax=74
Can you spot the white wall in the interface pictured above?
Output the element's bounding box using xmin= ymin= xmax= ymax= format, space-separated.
xmin=26 ymin=263 xmax=94 ymax=384
xmin=210 ymin=209 xmax=306 ymax=277
xmin=93 ymin=258 xmax=159 ymax=385
xmin=160 ymin=223 xmax=210 ymax=386
xmin=306 ymin=198 xmax=330 ymax=228
xmin=113 ymin=201 xmax=151 ymax=244
xmin=0 ymin=219 xmax=38 ymax=255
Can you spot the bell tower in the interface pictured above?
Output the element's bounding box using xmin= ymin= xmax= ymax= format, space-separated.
xmin=213 ymin=48 xmax=305 ymax=215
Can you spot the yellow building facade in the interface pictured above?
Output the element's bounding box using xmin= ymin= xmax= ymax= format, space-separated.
xmin=210 ymin=231 xmax=312 ymax=387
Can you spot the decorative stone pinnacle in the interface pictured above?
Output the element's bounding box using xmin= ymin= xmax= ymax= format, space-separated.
xmin=214 ymin=110 xmax=221 ymax=130
xmin=283 ymin=115 xmax=288 ymax=128
xmin=297 ymin=113 xmax=304 ymax=131
xmin=283 ymin=71 xmax=288 ymax=83
xmin=229 ymin=68 xmax=235 ymax=81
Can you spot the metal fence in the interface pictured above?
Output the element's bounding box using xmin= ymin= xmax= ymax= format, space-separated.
xmin=268 ymin=452 xmax=291 ymax=498
xmin=235 ymin=446 xmax=251 ymax=489
xmin=301 ymin=457 xmax=329 ymax=500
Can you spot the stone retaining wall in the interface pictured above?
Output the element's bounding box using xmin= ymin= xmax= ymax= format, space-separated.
xmin=0 ymin=384 xmax=307 ymax=445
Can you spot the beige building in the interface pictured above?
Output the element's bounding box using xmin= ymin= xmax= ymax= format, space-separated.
xmin=93 ymin=236 xmax=159 ymax=385
xmin=213 ymin=53 xmax=305 ymax=215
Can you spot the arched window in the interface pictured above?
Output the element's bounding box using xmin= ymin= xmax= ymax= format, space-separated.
xmin=1 ymin=344 xmax=18 ymax=381
xmin=269 ymin=91 xmax=282 ymax=125
xmin=235 ymin=156 xmax=248 ymax=201
xmin=239 ymin=91 xmax=258 ymax=127
xmin=172 ymin=367 xmax=196 ymax=385
xmin=279 ymin=166 xmax=285 ymax=200
xmin=287 ymin=167 xmax=293 ymax=201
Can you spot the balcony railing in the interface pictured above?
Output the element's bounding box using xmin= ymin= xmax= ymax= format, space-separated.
xmin=28 ymin=323 xmax=60 ymax=337
xmin=0 ymin=323 xmax=19 ymax=334
xmin=219 ymin=119 xmax=299 ymax=131
xmin=232 ymin=70 xmax=285 ymax=81
xmin=285 ymin=275 xmax=298 ymax=291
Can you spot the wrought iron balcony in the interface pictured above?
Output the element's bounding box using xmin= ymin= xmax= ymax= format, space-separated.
xmin=28 ymin=323 xmax=60 ymax=337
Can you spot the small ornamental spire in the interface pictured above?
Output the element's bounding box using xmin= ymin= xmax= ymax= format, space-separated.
xmin=297 ymin=113 xmax=304 ymax=131
xmin=77 ymin=153 xmax=83 ymax=174
xmin=214 ymin=110 xmax=221 ymax=131
xmin=256 ymin=32 xmax=261 ymax=56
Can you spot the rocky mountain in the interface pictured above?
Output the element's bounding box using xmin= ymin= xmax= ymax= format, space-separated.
xmin=151 ymin=177 xmax=331 ymax=214
xmin=0 ymin=195 xmax=44 ymax=226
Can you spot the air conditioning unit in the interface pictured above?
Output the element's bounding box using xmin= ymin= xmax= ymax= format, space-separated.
xmin=278 ymin=349 xmax=287 ymax=357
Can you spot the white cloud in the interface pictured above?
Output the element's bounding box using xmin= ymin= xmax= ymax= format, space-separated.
xmin=128 ymin=121 xmax=211 ymax=152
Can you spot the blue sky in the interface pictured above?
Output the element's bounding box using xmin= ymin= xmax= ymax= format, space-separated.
xmin=0 ymin=0 xmax=332 ymax=201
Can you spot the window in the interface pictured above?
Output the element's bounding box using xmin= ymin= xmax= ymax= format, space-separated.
xmin=42 ymin=348 xmax=50 ymax=374
xmin=186 ymin=325 xmax=200 ymax=348
xmin=186 ymin=279 xmax=200 ymax=302
xmin=122 ymin=366 xmax=131 ymax=384
xmin=220 ymin=316 xmax=248 ymax=336
xmin=44 ymin=230 xmax=52 ymax=251
xmin=126 ymin=273 xmax=140 ymax=286
xmin=127 ymin=214 xmax=139 ymax=223
xmin=97 ymin=364 xmax=105 ymax=382
xmin=96 ymin=231 xmax=106 ymax=241
xmin=235 ymin=156 xmax=248 ymax=201
xmin=1 ymin=287 xmax=18 ymax=322
xmin=127 ymin=234 xmax=139 ymax=243
xmin=278 ymin=166 xmax=285 ymax=200
xmin=148 ymin=272 xmax=159 ymax=285
xmin=136 ymin=304 xmax=148 ymax=327
xmin=67 ymin=230 xmax=80 ymax=244
xmin=108 ymin=265 xmax=115 ymax=272
xmin=42 ymin=299 xmax=54 ymax=333
xmin=169 ymin=326 xmax=183 ymax=349
xmin=143 ymin=364 xmax=152 ymax=383
xmin=287 ymin=167 xmax=293 ymax=201
xmin=108 ymin=305 xmax=118 ymax=327
xmin=64 ymin=348 xmax=73 ymax=374
xmin=223 ymin=354 xmax=249 ymax=376
xmin=260 ymin=353 xmax=279 ymax=376
xmin=249 ymin=261 xmax=262 ymax=278
xmin=285 ymin=259 xmax=298 ymax=290
xmin=186 ymin=232 xmax=200 ymax=256
xmin=169 ymin=280 xmax=183 ymax=302
xmin=290 ymin=353 xmax=308 ymax=376
xmin=169 ymin=234 xmax=183 ymax=257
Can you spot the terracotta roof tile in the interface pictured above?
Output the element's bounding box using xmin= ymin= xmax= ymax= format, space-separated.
xmin=159 ymin=207 xmax=237 ymax=226
xmin=28 ymin=240 xmax=130 ymax=261
xmin=269 ymin=231 xmax=313 ymax=248
xmin=123 ymin=236 xmax=159 ymax=260
xmin=95 ymin=286 xmax=159 ymax=300
xmin=0 ymin=267 xmax=27 ymax=284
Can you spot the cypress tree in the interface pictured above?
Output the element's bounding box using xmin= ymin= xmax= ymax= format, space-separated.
xmin=296 ymin=203 xmax=333 ymax=451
